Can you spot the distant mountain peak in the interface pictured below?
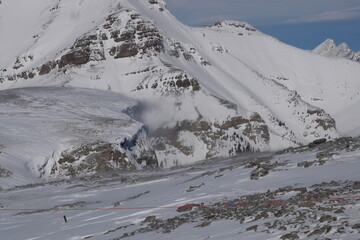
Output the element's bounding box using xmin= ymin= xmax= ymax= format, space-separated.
xmin=313 ymin=39 xmax=359 ymax=63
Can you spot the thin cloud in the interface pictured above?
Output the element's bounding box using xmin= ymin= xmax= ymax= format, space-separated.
xmin=285 ymin=7 xmax=360 ymax=23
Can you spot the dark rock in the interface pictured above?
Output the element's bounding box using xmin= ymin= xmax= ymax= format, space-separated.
xmin=175 ymin=79 xmax=191 ymax=88
xmin=297 ymin=161 xmax=314 ymax=168
xmin=308 ymin=225 xmax=331 ymax=236
xmin=195 ymin=222 xmax=211 ymax=228
xmin=309 ymin=138 xmax=327 ymax=148
xmin=59 ymin=50 xmax=90 ymax=68
xmin=280 ymin=232 xmax=299 ymax=240
xmin=319 ymin=215 xmax=336 ymax=222
xmin=190 ymin=78 xmax=201 ymax=91
xmin=254 ymin=211 xmax=269 ymax=220
xmin=110 ymin=30 xmax=120 ymax=40
xmin=176 ymin=204 xmax=199 ymax=212
xmin=144 ymin=216 xmax=157 ymax=222
xmin=141 ymin=38 xmax=163 ymax=53
xmin=334 ymin=207 xmax=345 ymax=214
xmin=88 ymin=35 xmax=97 ymax=40
xmin=118 ymin=30 xmax=136 ymax=42
xmin=39 ymin=61 xmax=56 ymax=75
xmin=279 ymin=226 xmax=287 ymax=231
xmin=39 ymin=64 xmax=52 ymax=75
xmin=112 ymin=43 xmax=139 ymax=59
xmin=28 ymin=71 xmax=35 ymax=79
xmin=101 ymin=33 xmax=108 ymax=40
xmin=250 ymin=169 xmax=269 ymax=180
xmin=0 ymin=167 xmax=12 ymax=178
xmin=352 ymin=223 xmax=360 ymax=229
xmin=353 ymin=181 xmax=360 ymax=189
xmin=19 ymin=71 xmax=28 ymax=79
xmin=246 ymin=225 xmax=258 ymax=231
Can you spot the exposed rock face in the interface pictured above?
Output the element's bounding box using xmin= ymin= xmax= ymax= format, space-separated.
xmin=47 ymin=142 xmax=136 ymax=178
xmin=39 ymin=63 xmax=52 ymax=75
xmin=110 ymin=43 xmax=139 ymax=58
xmin=307 ymin=109 xmax=336 ymax=131
xmin=59 ymin=34 xmax=105 ymax=68
xmin=152 ymin=113 xmax=270 ymax=167
xmin=37 ymin=127 xmax=158 ymax=179
xmin=59 ymin=50 xmax=90 ymax=68
xmin=133 ymin=70 xmax=201 ymax=94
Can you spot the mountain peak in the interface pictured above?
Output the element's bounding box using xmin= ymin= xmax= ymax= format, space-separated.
xmin=313 ymin=38 xmax=336 ymax=55
xmin=313 ymin=39 xmax=359 ymax=62
xmin=313 ymin=38 xmax=360 ymax=62
xmin=323 ymin=38 xmax=335 ymax=45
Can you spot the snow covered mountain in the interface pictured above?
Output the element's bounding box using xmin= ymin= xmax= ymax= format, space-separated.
xmin=313 ymin=38 xmax=360 ymax=63
xmin=1 ymin=0 xmax=360 ymax=186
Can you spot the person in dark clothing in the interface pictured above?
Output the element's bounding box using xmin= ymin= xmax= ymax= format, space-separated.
xmin=63 ymin=215 xmax=68 ymax=223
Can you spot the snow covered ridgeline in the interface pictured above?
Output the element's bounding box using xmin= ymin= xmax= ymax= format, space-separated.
xmin=0 ymin=87 xmax=157 ymax=189
xmin=313 ymin=39 xmax=360 ymax=63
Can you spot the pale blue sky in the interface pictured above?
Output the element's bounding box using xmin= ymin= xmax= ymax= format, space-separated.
xmin=165 ymin=0 xmax=360 ymax=50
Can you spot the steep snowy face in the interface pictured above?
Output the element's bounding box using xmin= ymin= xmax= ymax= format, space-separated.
xmin=0 ymin=0 xmax=359 ymax=173
xmin=313 ymin=39 xmax=360 ymax=62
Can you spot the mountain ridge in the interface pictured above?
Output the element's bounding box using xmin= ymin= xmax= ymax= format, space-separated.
xmin=313 ymin=38 xmax=360 ymax=63
xmin=0 ymin=0 xmax=360 ymax=186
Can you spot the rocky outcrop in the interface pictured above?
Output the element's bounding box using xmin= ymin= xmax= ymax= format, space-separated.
xmin=37 ymin=127 xmax=158 ymax=179
xmin=59 ymin=34 xmax=105 ymax=68
xmin=151 ymin=113 xmax=270 ymax=167
xmin=48 ymin=142 xmax=135 ymax=178
xmin=133 ymin=70 xmax=201 ymax=94
xmin=0 ymin=166 xmax=12 ymax=178
xmin=110 ymin=43 xmax=139 ymax=58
